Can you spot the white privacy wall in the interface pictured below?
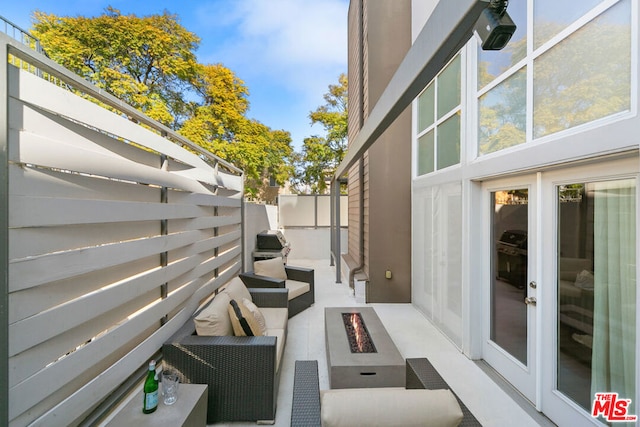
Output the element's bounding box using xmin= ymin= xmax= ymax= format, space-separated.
xmin=279 ymin=195 xmax=348 ymax=228
xmin=6 ymin=62 xmax=243 ymax=426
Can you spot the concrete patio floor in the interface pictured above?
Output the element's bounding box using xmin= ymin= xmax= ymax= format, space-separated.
xmin=210 ymin=258 xmax=555 ymax=426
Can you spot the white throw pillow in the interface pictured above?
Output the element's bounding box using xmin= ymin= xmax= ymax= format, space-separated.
xmin=254 ymin=257 xmax=287 ymax=280
xmin=242 ymin=298 xmax=267 ymax=335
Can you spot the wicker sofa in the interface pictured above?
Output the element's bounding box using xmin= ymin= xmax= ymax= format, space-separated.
xmin=240 ymin=257 xmax=315 ymax=318
xmin=291 ymin=359 xmax=481 ymax=427
xmin=162 ymin=277 xmax=289 ymax=424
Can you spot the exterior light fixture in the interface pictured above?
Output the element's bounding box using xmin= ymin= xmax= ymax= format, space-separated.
xmin=474 ymin=0 xmax=516 ymax=50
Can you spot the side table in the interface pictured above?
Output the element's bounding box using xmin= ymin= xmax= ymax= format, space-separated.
xmin=104 ymin=383 xmax=208 ymax=427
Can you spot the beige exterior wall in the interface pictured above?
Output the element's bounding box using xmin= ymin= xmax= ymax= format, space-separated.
xmin=347 ymin=0 xmax=412 ymax=302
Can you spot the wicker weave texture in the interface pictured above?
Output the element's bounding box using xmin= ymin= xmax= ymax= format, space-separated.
xmin=290 ymin=361 xmax=322 ymax=427
xmin=162 ymin=287 xmax=288 ymax=423
xmin=290 ymin=358 xmax=483 ymax=426
xmin=241 ymin=265 xmax=315 ymax=318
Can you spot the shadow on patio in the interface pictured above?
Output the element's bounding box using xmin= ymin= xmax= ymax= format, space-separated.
xmin=210 ymin=256 xmax=553 ymax=427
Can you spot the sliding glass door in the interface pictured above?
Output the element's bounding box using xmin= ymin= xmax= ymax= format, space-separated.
xmin=482 ymin=157 xmax=638 ymax=425
xmin=541 ymin=157 xmax=637 ymax=426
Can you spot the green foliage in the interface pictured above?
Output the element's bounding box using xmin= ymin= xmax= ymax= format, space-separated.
xmin=31 ymin=9 xmax=294 ymax=198
xmin=293 ymin=73 xmax=348 ymax=194
xmin=32 ymin=7 xmax=200 ymax=127
xmin=179 ymin=64 xmax=294 ymax=200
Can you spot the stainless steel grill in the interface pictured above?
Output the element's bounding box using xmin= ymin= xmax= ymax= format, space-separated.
xmin=253 ymin=230 xmax=291 ymax=263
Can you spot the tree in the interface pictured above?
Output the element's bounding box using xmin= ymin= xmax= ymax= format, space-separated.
xmin=294 ymin=73 xmax=348 ymax=194
xmin=179 ymin=64 xmax=294 ymax=199
xmin=31 ymin=9 xmax=295 ymax=198
xmin=32 ymin=7 xmax=200 ymax=128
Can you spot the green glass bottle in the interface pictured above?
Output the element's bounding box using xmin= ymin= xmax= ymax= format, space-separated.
xmin=142 ymin=360 xmax=159 ymax=414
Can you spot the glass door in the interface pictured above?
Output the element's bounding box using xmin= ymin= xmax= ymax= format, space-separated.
xmin=482 ymin=175 xmax=538 ymax=404
xmin=540 ymin=157 xmax=638 ymax=427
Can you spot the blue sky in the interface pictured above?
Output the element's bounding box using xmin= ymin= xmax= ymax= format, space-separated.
xmin=1 ymin=0 xmax=348 ymax=150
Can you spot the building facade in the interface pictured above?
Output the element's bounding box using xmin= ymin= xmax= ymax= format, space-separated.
xmin=346 ymin=0 xmax=638 ymax=425
xmin=346 ymin=0 xmax=413 ymax=302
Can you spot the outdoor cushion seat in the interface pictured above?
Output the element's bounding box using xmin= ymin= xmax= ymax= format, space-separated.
xmin=260 ymin=307 xmax=288 ymax=330
xmin=267 ymin=328 xmax=286 ymax=371
xmin=286 ymin=279 xmax=311 ymax=300
xmin=240 ymin=257 xmax=315 ymax=318
xmin=163 ymin=277 xmax=289 ymax=424
xmin=291 ymin=359 xmax=481 ymax=427
xmin=320 ymin=387 xmax=462 ymax=427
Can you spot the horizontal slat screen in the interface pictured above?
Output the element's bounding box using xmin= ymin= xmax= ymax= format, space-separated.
xmin=6 ymin=57 xmax=243 ymax=427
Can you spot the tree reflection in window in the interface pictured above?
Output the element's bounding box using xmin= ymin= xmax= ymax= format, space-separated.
xmin=477 ymin=0 xmax=631 ymax=155
xmin=533 ymin=0 xmax=631 ymax=138
xmin=479 ymin=68 xmax=526 ymax=155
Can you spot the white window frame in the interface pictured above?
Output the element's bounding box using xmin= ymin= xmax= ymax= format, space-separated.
xmin=414 ymin=51 xmax=465 ymax=178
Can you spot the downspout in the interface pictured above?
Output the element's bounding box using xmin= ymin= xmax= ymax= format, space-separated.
xmin=348 ymin=0 xmax=367 ymax=290
xmin=348 ymin=157 xmax=366 ymax=289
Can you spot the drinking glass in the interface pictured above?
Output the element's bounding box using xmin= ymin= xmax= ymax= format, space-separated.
xmin=162 ymin=371 xmax=179 ymax=405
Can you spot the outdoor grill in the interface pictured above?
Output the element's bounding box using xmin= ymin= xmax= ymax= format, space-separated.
xmin=253 ymin=230 xmax=291 ymax=263
xmin=496 ymin=229 xmax=527 ymax=289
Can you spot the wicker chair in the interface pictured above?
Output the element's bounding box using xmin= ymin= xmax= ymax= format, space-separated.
xmin=240 ymin=265 xmax=314 ymax=318
xmin=291 ymin=359 xmax=482 ymax=426
xmin=163 ymin=287 xmax=288 ymax=424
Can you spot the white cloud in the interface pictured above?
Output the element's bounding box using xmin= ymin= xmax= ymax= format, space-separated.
xmin=236 ymin=0 xmax=347 ymax=65
xmin=198 ymin=0 xmax=347 ymax=100
xmin=193 ymin=0 xmax=348 ymax=147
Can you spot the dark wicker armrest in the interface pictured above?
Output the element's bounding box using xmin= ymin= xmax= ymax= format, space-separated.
xmin=249 ymin=287 xmax=289 ymax=308
xmin=291 ymin=360 xmax=321 ymax=427
xmin=406 ymin=358 xmax=482 ymax=426
xmin=163 ymin=334 xmax=279 ymax=424
xmin=175 ymin=333 xmax=277 ymax=348
xmin=240 ymin=272 xmax=285 ymax=288
xmin=285 ymin=266 xmax=314 ymax=284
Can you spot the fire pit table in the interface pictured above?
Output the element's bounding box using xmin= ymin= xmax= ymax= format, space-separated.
xmin=324 ymin=307 xmax=405 ymax=388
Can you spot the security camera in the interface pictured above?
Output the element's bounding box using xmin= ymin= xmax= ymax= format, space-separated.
xmin=474 ymin=5 xmax=516 ymax=51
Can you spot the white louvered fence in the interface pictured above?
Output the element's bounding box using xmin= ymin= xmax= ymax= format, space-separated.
xmin=1 ymin=34 xmax=244 ymax=426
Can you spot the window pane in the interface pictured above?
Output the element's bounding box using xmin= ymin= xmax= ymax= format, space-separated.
xmin=477 ymin=0 xmax=527 ymax=90
xmin=533 ymin=0 xmax=631 ymax=139
xmin=492 ymin=189 xmax=529 ymax=365
xmin=557 ymin=179 xmax=636 ymax=414
xmin=418 ymin=83 xmax=435 ymax=132
xmin=437 ymin=55 xmax=461 ymax=119
xmin=437 ymin=113 xmax=460 ymax=169
xmin=534 ymin=0 xmax=604 ymax=49
xmin=478 ymin=68 xmax=526 ymax=155
xmin=417 ymin=131 xmax=434 ymax=175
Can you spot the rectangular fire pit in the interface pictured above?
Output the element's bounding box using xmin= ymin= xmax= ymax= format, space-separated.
xmin=325 ymin=307 xmax=404 ymax=388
